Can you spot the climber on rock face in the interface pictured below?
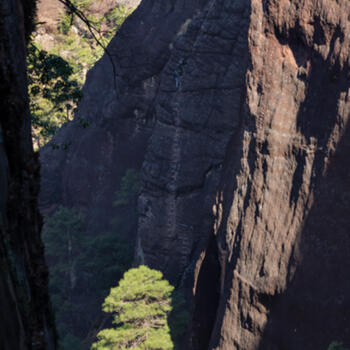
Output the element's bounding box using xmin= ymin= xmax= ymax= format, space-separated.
xmin=173 ymin=70 xmax=181 ymax=88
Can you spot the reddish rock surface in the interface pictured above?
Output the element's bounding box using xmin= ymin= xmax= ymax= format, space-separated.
xmin=40 ymin=0 xmax=350 ymax=349
xmin=207 ymin=1 xmax=350 ymax=349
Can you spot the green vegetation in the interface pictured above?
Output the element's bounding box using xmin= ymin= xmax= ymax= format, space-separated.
xmin=29 ymin=1 xmax=133 ymax=148
xmin=43 ymin=206 xmax=86 ymax=349
xmin=42 ymin=169 xmax=190 ymax=349
xmin=51 ymin=2 xmax=133 ymax=82
xmin=43 ymin=205 xmax=133 ymax=349
xmin=328 ymin=342 xmax=349 ymax=350
xmin=102 ymin=6 xmax=133 ymax=44
xmin=91 ymin=266 xmax=175 ymax=350
xmin=42 ymin=169 xmax=140 ymax=349
xmin=114 ymin=168 xmax=139 ymax=206
xmin=27 ymin=43 xmax=82 ymax=149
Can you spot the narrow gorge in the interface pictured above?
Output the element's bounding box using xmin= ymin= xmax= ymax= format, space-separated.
xmin=1 ymin=0 xmax=349 ymax=349
xmin=40 ymin=0 xmax=350 ymax=348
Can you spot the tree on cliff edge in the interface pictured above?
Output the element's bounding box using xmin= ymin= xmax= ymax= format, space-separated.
xmin=91 ymin=265 xmax=174 ymax=350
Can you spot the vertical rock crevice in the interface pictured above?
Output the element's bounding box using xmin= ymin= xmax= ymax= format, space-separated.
xmin=192 ymin=234 xmax=221 ymax=350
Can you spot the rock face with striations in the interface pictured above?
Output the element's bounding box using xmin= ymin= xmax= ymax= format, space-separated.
xmin=40 ymin=0 xmax=350 ymax=349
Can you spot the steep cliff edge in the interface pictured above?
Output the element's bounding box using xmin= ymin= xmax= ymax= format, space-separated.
xmin=40 ymin=0 xmax=350 ymax=349
xmin=0 ymin=0 xmax=56 ymax=349
xmin=207 ymin=1 xmax=350 ymax=349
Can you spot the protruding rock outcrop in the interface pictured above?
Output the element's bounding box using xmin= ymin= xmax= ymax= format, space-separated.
xmin=40 ymin=0 xmax=350 ymax=349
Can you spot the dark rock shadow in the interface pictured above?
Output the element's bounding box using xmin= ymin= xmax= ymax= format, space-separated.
xmin=190 ymin=234 xmax=221 ymax=350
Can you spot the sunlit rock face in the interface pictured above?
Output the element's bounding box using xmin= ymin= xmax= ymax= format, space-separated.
xmin=203 ymin=1 xmax=350 ymax=349
xmin=0 ymin=0 xmax=56 ymax=349
xmin=41 ymin=0 xmax=350 ymax=349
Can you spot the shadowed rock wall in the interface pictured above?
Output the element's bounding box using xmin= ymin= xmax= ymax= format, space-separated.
xmin=0 ymin=0 xmax=56 ymax=348
xmin=40 ymin=0 xmax=350 ymax=349
xmin=40 ymin=0 xmax=211 ymax=234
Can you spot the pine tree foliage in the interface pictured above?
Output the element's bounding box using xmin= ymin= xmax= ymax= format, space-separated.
xmin=328 ymin=342 xmax=349 ymax=350
xmin=114 ymin=169 xmax=139 ymax=207
xmin=43 ymin=206 xmax=85 ymax=347
xmin=28 ymin=1 xmax=134 ymax=149
xmin=42 ymin=169 xmax=139 ymax=348
xmin=91 ymin=265 xmax=174 ymax=350
xmin=27 ymin=43 xmax=82 ymax=149
xmin=43 ymin=206 xmax=84 ymax=283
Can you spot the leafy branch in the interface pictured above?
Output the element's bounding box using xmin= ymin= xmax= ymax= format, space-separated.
xmin=57 ymin=0 xmax=118 ymax=89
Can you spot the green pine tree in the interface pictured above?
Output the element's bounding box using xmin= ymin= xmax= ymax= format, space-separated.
xmin=328 ymin=342 xmax=349 ymax=350
xmin=42 ymin=170 xmax=139 ymax=348
xmin=91 ymin=265 xmax=175 ymax=350
xmin=43 ymin=206 xmax=85 ymax=349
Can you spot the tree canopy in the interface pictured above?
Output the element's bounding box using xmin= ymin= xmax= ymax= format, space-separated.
xmin=328 ymin=342 xmax=349 ymax=350
xmin=42 ymin=169 xmax=139 ymax=349
xmin=28 ymin=1 xmax=133 ymax=149
xmin=91 ymin=265 xmax=175 ymax=350
xmin=27 ymin=43 xmax=82 ymax=149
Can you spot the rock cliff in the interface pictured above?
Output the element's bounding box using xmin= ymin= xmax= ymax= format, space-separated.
xmin=0 ymin=0 xmax=56 ymax=348
xmin=40 ymin=0 xmax=350 ymax=349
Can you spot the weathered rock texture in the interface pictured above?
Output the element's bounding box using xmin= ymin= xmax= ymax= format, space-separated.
xmin=41 ymin=0 xmax=350 ymax=349
xmin=207 ymin=1 xmax=350 ymax=349
xmin=0 ymin=0 xmax=56 ymax=349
